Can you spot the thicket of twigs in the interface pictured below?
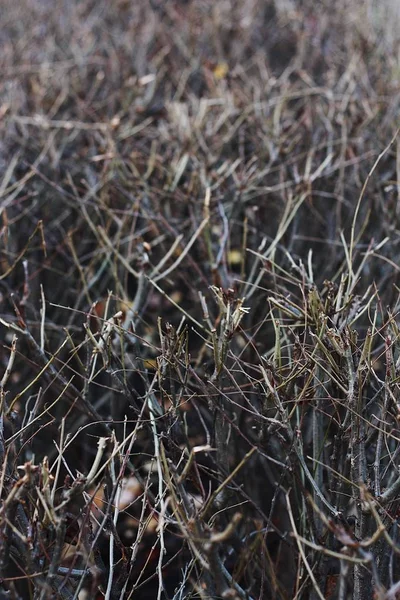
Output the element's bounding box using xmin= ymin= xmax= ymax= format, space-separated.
xmin=2 ymin=1 xmax=400 ymax=598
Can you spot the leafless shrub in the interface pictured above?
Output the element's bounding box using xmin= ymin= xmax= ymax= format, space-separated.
xmin=1 ymin=1 xmax=400 ymax=598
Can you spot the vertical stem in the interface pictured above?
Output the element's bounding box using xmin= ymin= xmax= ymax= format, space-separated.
xmin=311 ymin=359 xmax=329 ymax=599
xmin=346 ymin=341 xmax=370 ymax=599
xmin=313 ymin=360 xmax=325 ymax=539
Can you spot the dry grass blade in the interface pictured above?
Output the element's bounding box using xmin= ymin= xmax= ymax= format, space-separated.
xmin=1 ymin=0 xmax=400 ymax=598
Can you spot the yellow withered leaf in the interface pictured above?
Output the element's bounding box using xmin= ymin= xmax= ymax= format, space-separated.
xmin=143 ymin=358 xmax=157 ymax=370
xmin=213 ymin=62 xmax=229 ymax=80
xmin=228 ymin=249 xmax=242 ymax=265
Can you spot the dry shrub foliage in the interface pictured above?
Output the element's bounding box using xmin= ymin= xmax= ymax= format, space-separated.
xmin=1 ymin=1 xmax=400 ymax=598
